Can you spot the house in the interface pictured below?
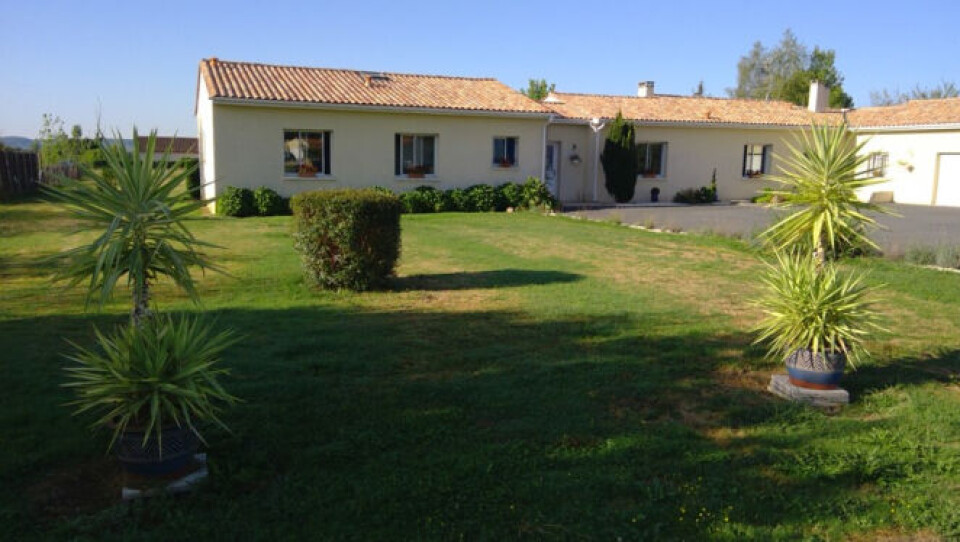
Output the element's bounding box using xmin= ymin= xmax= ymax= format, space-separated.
xmin=137 ymin=136 xmax=198 ymax=162
xmin=846 ymin=100 xmax=960 ymax=206
xmin=194 ymin=58 xmax=960 ymax=208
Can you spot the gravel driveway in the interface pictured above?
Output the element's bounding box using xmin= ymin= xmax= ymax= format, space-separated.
xmin=567 ymin=203 xmax=960 ymax=256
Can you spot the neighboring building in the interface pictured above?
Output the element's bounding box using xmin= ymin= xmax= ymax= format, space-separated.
xmin=137 ymin=136 xmax=199 ymax=162
xmin=195 ymin=58 xmax=960 ymax=208
xmin=847 ymin=100 xmax=960 ymax=206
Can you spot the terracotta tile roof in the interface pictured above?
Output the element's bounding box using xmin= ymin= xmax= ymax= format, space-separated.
xmin=847 ymin=98 xmax=960 ymax=128
xmin=137 ymin=136 xmax=197 ymax=155
xmin=198 ymin=58 xmax=550 ymax=115
xmin=543 ymin=92 xmax=842 ymax=127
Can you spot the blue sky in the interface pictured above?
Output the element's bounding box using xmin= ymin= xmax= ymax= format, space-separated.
xmin=1 ymin=0 xmax=958 ymax=138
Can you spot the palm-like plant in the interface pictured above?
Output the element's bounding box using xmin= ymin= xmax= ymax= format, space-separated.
xmin=753 ymin=251 xmax=883 ymax=368
xmin=63 ymin=314 xmax=239 ymax=450
xmin=45 ymin=129 xmax=220 ymax=324
xmin=759 ymin=122 xmax=893 ymax=263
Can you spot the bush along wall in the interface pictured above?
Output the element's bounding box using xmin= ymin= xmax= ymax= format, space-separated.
xmin=396 ymin=177 xmax=556 ymax=214
xmin=218 ymin=186 xmax=290 ymax=216
xmin=290 ymin=188 xmax=402 ymax=291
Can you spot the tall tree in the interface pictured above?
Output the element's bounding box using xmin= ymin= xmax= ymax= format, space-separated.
xmin=599 ymin=112 xmax=638 ymax=203
xmin=870 ymin=81 xmax=959 ymax=106
xmin=37 ymin=113 xmax=72 ymax=166
xmin=521 ymin=79 xmax=555 ymax=101
xmin=728 ymin=30 xmax=852 ymax=107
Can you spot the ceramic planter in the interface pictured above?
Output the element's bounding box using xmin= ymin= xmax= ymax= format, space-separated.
xmin=116 ymin=425 xmax=200 ymax=477
xmin=785 ymin=348 xmax=846 ymax=390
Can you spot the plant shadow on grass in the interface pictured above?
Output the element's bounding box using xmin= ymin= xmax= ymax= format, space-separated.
xmin=2 ymin=305 xmax=957 ymax=539
xmin=391 ymin=269 xmax=583 ymax=291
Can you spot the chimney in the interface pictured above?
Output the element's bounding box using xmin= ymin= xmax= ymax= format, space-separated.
xmin=638 ymin=81 xmax=655 ymax=98
xmin=808 ymin=80 xmax=829 ymax=112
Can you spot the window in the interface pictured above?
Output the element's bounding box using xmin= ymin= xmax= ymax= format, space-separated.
xmin=637 ymin=142 xmax=667 ymax=177
xmin=493 ymin=137 xmax=518 ymax=167
xmin=743 ymin=144 xmax=772 ymax=177
xmin=395 ymin=134 xmax=436 ymax=176
xmin=284 ymin=130 xmax=331 ymax=176
xmin=866 ymin=152 xmax=888 ymax=177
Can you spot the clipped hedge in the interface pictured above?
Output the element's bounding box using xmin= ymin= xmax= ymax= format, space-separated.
xmin=253 ymin=186 xmax=288 ymax=216
xmin=291 ymin=188 xmax=402 ymax=291
xmin=382 ymin=178 xmax=558 ymax=215
xmin=217 ymin=186 xmax=255 ymax=217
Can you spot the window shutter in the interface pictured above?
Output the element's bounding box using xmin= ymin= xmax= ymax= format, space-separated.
xmin=742 ymin=145 xmax=748 ymax=176
xmin=763 ymin=145 xmax=773 ymax=173
xmin=323 ymin=132 xmax=331 ymax=175
xmin=394 ymin=134 xmax=401 ymax=175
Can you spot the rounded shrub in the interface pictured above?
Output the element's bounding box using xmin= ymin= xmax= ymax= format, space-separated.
xmin=446 ymin=188 xmax=471 ymax=212
xmin=253 ymin=186 xmax=287 ymax=216
xmin=399 ymin=187 xmax=435 ymax=214
xmin=217 ymin=186 xmax=255 ymax=217
xmin=291 ymin=188 xmax=402 ymax=291
xmin=521 ymin=177 xmax=558 ymax=210
xmin=497 ymin=182 xmax=524 ymax=209
xmin=467 ymin=184 xmax=498 ymax=212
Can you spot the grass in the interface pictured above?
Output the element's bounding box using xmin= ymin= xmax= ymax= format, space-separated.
xmin=3 ymin=198 xmax=960 ymax=539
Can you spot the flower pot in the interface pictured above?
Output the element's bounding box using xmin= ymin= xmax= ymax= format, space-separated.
xmin=116 ymin=425 xmax=200 ymax=477
xmin=784 ymin=349 xmax=846 ymax=390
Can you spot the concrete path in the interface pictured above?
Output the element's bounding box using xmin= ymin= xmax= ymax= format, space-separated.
xmin=566 ymin=203 xmax=960 ymax=256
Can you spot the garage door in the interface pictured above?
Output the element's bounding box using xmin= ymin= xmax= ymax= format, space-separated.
xmin=935 ymin=154 xmax=960 ymax=206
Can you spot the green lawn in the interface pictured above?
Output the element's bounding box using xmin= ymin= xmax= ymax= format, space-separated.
xmin=2 ymin=199 xmax=960 ymax=540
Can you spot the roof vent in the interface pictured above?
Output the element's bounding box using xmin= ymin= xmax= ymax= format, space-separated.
xmin=542 ymin=92 xmax=564 ymax=104
xmin=209 ymin=57 xmax=219 ymax=64
xmin=360 ymin=71 xmax=390 ymax=87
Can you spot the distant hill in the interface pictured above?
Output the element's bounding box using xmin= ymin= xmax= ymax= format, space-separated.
xmin=1 ymin=136 xmax=35 ymax=150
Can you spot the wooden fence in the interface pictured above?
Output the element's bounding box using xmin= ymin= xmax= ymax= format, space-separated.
xmin=0 ymin=150 xmax=40 ymax=200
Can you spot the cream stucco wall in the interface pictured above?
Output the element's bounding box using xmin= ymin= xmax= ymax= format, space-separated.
xmin=196 ymin=83 xmax=217 ymax=206
xmin=202 ymin=100 xmax=548 ymax=199
xmin=548 ymin=123 xmax=797 ymax=203
xmin=545 ymin=123 xmax=590 ymax=202
xmin=855 ymin=129 xmax=960 ymax=205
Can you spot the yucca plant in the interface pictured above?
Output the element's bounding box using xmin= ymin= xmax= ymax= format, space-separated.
xmin=63 ymin=314 xmax=239 ymax=450
xmin=752 ymin=251 xmax=883 ymax=368
xmin=759 ymin=122 xmax=893 ymax=263
xmin=45 ymin=129 xmax=221 ymax=324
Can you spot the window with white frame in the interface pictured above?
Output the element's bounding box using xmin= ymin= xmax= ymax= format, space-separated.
xmin=866 ymin=152 xmax=888 ymax=177
xmin=395 ymin=134 xmax=436 ymax=176
xmin=742 ymin=144 xmax=772 ymax=177
xmin=283 ymin=130 xmax=331 ymax=176
xmin=493 ymin=137 xmax=518 ymax=167
xmin=637 ymin=142 xmax=667 ymax=177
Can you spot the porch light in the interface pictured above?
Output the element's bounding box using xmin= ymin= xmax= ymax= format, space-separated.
xmin=569 ymin=144 xmax=581 ymax=165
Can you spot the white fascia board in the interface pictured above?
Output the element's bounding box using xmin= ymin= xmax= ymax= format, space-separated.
xmin=849 ymin=123 xmax=960 ymax=133
xmin=210 ymin=98 xmax=552 ymax=119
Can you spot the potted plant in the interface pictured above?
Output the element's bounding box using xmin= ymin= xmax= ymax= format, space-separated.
xmin=406 ymin=165 xmax=425 ymax=178
xmin=47 ymin=129 xmax=234 ymax=480
xmin=753 ymin=252 xmax=882 ymax=389
xmin=298 ymin=163 xmax=318 ymax=177
xmin=650 ymin=186 xmax=660 ymax=202
xmin=754 ymin=123 xmax=893 ymax=389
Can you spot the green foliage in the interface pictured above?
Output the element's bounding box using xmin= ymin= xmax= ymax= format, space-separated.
xmin=871 ymin=81 xmax=958 ymax=106
xmin=600 ymin=112 xmax=639 ymax=203
xmin=446 ymin=187 xmax=471 ymax=212
xmin=62 ymin=313 xmax=239 ymax=451
xmin=217 ymin=186 xmax=255 ymax=217
xmin=728 ymin=30 xmax=853 ymax=108
xmin=520 ymin=79 xmax=556 ymax=100
xmin=399 ymin=185 xmax=446 ymax=214
xmin=467 ymin=184 xmax=498 ymax=212
xmin=182 ymin=158 xmax=201 ymax=200
xmin=37 ymin=113 xmax=72 ymax=166
xmin=759 ymin=123 xmax=893 ymax=259
xmin=905 ymin=245 xmax=960 ymax=269
xmin=520 ymin=176 xmax=558 ymax=210
xmin=291 ymin=188 xmax=402 ymax=291
xmin=44 ymin=129 xmax=220 ymax=320
xmin=752 ymin=251 xmax=883 ymax=367
xmin=497 ymin=182 xmax=524 ymax=209
xmin=673 ymin=187 xmax=715 ymax=204
xmin=253 ymin=186 xmax=287 ymax=216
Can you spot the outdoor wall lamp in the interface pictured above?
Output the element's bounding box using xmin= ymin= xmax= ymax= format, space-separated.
xmin=569 ymin=144 xmax=581 ymax=165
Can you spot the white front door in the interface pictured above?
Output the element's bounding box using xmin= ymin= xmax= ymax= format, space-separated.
xmin=935 ymin=153 xmax=960 ymax=206
xmin=545 ymin=141 xmax=561 ymax=197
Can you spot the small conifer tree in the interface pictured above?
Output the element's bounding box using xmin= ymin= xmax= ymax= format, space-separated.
xmin=600 ymin=112 xmax=638 ymax=203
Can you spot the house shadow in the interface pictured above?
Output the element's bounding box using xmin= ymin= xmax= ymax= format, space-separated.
xmin=844 ymin=348 xmax=960 ymax=396
xmin=391 ymin=268 xmax=583 ymax=291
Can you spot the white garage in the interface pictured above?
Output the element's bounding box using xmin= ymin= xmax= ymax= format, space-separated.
xmin=935 ymin=153 xmax=960 ymax=206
